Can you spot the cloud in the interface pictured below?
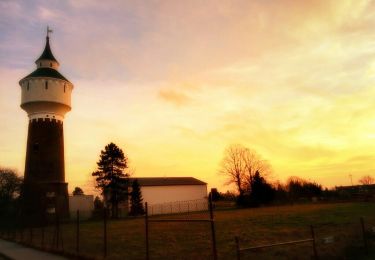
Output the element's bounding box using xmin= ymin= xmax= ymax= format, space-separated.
xmin=4 ymin=0 xmax=375 ymax=191
xmin=158 ymin=89 xmax=191 ymax=106
xmin=38 ymin=7 xmax=62 ymax=21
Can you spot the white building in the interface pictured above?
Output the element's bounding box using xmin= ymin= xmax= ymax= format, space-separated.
xmin=69 ymin=195 xmax=94 ymax=219
xmin=128 ymin=177 xmax=208 ymax=215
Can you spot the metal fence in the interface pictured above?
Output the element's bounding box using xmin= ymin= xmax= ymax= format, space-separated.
xmin=0 ymin=202 xmax=375 ymax=259
xmin=145 ymin=195 xmax=217 ymax=259
xmin=233 ymin=216 xmax=375 ymax=259
xmin=147 ymin=198 xmax=208 ymax=216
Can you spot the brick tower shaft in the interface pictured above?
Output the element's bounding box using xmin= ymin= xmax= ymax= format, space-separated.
xmin=23 ymin=119 xmax=69 ymax=221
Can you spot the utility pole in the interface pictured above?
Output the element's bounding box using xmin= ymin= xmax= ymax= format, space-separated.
xmin=349 ymin=174 xmax=353 ymax=186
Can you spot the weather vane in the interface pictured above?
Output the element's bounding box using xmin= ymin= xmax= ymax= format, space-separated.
xmin=47 ymin=26 xmax=53 ymax=37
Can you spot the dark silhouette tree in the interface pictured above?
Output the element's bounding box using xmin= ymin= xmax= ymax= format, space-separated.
xmin=219 ymin=145 xmax=246 ymax=198
xmin=129 ymin=179 xmax=144 ymax=216
xmin=0 ymin=168 xmax=23 ymax=202
xmin=210 ymin=188 xmax=222 ymax=201
xmin=92 ymin=143 xmax=129 ymax=218
xmin=273 ymin=181 xmax=288 ymax=202
xmin=287 ymin=176 xmax=322 ymax=202
xmin=94 ymin=196 xmax=104 ymax=210
xmin=0 ymin=167 xmax=23 ymax=227
xmin=359 ymin=175 xmax=375 ymax=185
xmin=219 ymin=144 xmax=272 ymax=206
xmin=249 ymin=171 xmax=275 ymax=207
xmin=242 ymin=148 xmax=272 ymax=193
xmin=72 ymin=187 xmax=84 ymax=196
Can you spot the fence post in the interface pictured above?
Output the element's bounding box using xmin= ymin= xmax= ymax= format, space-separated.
xmin=41 ymin=226 xmax=45 ymax=248
xmin=145 ymin=202 xmax=149 ymax=260
xmin=310 ymin=225 xmax=318 ymax=260
xmin=29 ymin=227 xmax=33 ymax=244
xmin=103 ymin=207 xmax=107 ymax=258
xmin=360 ymin=217 xmax=368 ymax=254
xmin=209 ymin=193 xmax=218 ymax=260
xmin=52 ymin=213 xmax=60 ymax=249
xmin=235 ymin=236 xmax=241 ymax=260
xmin=76 ymin=210 xmax=80 ymax=254
xmin=56 ymin=214 xmax=60 ymax=249
xmin=20 ymin=227 xmax=23 ymax=242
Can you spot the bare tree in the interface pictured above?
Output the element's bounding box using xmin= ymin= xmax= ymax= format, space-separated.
xmin=359 ymin=175 xmax=375 ymax=185
xmin=242 ymin=148 xmax=272 ymax=190
xmin=219 ymin=144 xmax=247 ymax=196
xmin=219 ymin=144 xmax=271 ymax=195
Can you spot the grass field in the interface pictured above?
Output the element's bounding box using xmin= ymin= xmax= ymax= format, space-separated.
xmin=8 ymin=202 xmax=375 ymax=259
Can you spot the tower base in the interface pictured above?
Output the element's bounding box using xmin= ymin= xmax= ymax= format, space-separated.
xmin=22 ymin=182 xmax=69 ymax=226
xmin=21 ymin=118 xmax=69 ymax=225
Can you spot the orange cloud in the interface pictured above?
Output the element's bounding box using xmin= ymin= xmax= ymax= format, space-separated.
xmin=158 ymin=89 xmax=191 ymax=106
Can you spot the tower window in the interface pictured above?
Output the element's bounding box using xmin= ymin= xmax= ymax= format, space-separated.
xmin=64 ymin=84 xmax=66 ymax=93
xmin=33 ymin=143 xmax=39 ymax=152
xmin=40 ymin=62 xmax=42 ymax=67
xmin=45 ymin=81 xmax=48 ymax=89
xmin=50 ymin=62 xmax=52 ymax=67
xmin=46 ymin=192 xmax=55 ymax=198
xmin=27 ymin=82 xmax=29 ymax=91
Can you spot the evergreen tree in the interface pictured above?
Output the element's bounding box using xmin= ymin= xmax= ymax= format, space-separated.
xmin=94 ymin=196 xmax=104 ymax=210
xmin=72 ymin=187 xmax=84 ymax=195
xmin=129 ymin=179 xmax=144 ymax=216
xmin=250 ymin=171 xmax=275 ymax=206
xmin=92 ymin=143 xmax=129 ymax=218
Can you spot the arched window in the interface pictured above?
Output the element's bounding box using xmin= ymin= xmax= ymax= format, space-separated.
xmin=45 ymin=81 xmax=48 ymax=89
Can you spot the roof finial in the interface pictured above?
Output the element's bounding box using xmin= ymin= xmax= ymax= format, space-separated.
xmin=47 ymin=26 xmax=53 ymax=38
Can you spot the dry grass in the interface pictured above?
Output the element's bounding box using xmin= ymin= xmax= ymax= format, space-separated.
xmin=8 ymin=202 xmax=375 ymax=259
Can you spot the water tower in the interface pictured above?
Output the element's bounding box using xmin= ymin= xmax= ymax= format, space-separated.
xmin=19 ymin=28 xmax=73 ymax=222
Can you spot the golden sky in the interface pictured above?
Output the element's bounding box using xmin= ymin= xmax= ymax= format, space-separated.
xmin=1 ymin=0 xmax=375 ymax=194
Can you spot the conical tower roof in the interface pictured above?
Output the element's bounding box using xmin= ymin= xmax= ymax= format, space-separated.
xmin=20 ymin=29 xmax=71 ymax=84
xmin=35 ymin=36 xmax=59 ymax=64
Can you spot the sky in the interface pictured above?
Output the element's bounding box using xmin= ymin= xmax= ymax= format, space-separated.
xmin=1 ymin=0 xmax=375 ymax=194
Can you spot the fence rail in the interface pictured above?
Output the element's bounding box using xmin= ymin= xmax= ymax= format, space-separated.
xmin=235 ymin=225 xmax=318 ymax=260
xmin=239 ymin=238 xmax=314 ymax=251
xmin=0 ymin=202 xmax=374 ymax=259
xmin=145 ymin=194 xmax=217 ymax=260
xmin=146 ymin=198 xmax=208 ymax=216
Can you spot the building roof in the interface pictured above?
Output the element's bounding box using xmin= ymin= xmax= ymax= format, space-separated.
xmin=36 ymin=36 xmax=59 ymax=63
xmin=20 ymin=67 xmax=70 ymax=82
xmin=336 ymin=184 xmax=375 ymax=191
xmin=128 ymin=177 xmax=207 ymax=187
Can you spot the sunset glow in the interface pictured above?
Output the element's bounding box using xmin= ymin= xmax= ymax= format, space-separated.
xmin=2 ymin=0 xmax=375 ymax=193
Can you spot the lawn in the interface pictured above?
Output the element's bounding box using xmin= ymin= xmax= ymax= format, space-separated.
xmin=8 ymin=202 xmax=375 ymax=259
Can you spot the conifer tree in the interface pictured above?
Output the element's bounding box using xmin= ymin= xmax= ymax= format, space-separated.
xmin=92 ymin=143 xmax=129 ymax=218
xmin=129 ymin=179 xmax=144 ymax=216
xmin=72 ymin=187 xmax=84 ymax=195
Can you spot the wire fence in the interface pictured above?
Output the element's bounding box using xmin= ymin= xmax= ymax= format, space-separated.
xmin=147 ymin=198 xmax=208 ymax=216
xmin=0 ymin=201 xmax=375 ymax=259
xmin=145 ymin=196 xmax=217 ymax=260
xmin=233 ymin=215 xmax=375 ymax=259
